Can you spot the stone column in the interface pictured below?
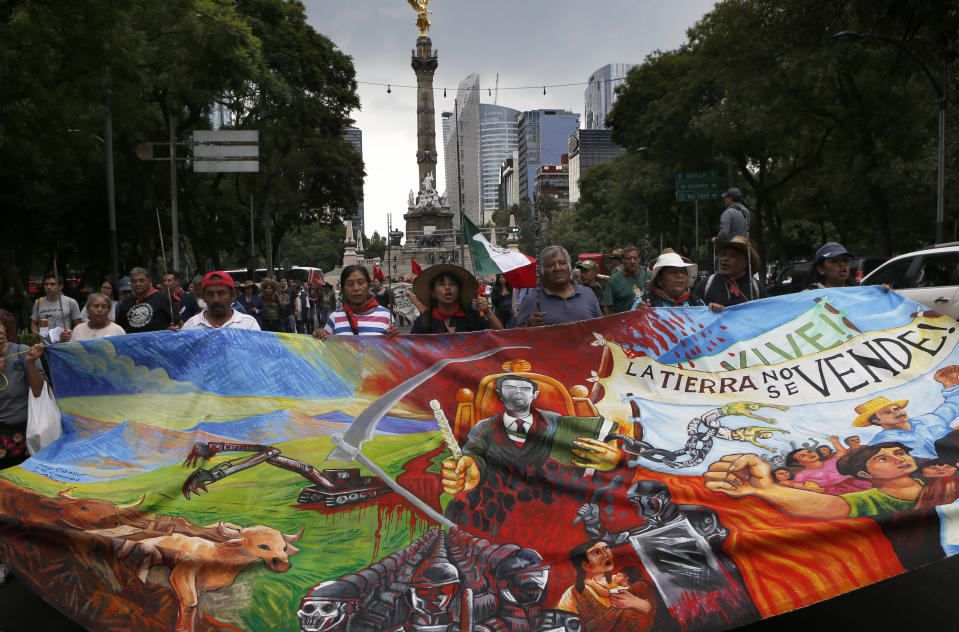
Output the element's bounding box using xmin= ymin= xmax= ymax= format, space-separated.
xmin=411 ymin=36 xmax=438 ymax=186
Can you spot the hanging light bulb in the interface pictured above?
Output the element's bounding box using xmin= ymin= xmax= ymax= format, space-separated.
xmin=387 ymin=84 xmax=391 ymax=94
xmin=488 ymin=88 xmax=491 ymax=96
xmin=444 ymin=88 xmax=447 ymax=97
xmin=543 ymin=86 xmax=547 ymax=95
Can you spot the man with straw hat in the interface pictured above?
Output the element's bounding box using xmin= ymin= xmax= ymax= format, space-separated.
xmin=851 ymin=365 xmax=959 ymax=459
xmin=693 ymin=236 xmax=765 ymax=310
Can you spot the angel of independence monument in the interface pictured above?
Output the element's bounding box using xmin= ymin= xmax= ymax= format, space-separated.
xmin=386 ymin=1 xmax=471 ymax=276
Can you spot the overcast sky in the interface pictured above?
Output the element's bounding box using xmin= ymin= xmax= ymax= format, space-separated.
xmin=302 ymin=0 xmax=718 ymax=238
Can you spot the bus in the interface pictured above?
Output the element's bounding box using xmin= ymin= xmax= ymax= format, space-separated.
xmin=224 ymin=266 xmax=324 ymax=286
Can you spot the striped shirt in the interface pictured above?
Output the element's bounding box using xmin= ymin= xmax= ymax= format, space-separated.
xmin=325 ymin=306 xmax=394 ymax=336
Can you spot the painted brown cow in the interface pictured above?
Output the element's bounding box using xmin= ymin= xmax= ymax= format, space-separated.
xmin=0 ymin=478 xmax=143 ymax=530
xmin=138 ymin=520 xmax=304 ymax=632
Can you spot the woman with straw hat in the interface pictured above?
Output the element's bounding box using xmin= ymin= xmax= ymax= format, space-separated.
xmin=410 ymin=264 xmax=502 ymax=334
xmin=633 ymin=250 xmax=705 ymax=309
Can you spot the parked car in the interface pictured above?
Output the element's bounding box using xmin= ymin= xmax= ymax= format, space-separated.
xmin=860 ymin=244 xmax=959 ymax=319
xmin=766 ymin=261 xmax=812 ymax=296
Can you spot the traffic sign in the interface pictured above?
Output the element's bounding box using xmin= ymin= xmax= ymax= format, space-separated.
xmin=676 ymin=170 xmax=719 ymax=181
xmin=193 ymin=130 xmax=259 ymax=173
xmin=676 ymin=181 xmax=722 ymax=192
xmin=676 ymin=191 xmax=722 ymax=202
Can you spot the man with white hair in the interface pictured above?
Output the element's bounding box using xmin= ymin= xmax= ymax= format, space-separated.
xmin=516 ymin=245 xmax=602 ymax=327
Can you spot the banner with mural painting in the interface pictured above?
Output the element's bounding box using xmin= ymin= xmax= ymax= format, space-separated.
xmin=3 ymin=286 xmax=959 ymax=632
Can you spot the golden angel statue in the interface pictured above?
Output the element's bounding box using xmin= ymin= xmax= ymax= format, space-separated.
xmin=407 ymin=0 xmax=432 ymax=36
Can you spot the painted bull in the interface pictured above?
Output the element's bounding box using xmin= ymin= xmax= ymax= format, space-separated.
xmin=138 ymin=520 xmax=304 ymax=632
xmin=0 ymin=478 xmax=143 ymax=530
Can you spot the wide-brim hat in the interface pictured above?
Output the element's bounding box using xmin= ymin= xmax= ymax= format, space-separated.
xmin=715 ymin=236 xmax=761 ymax=273
xmin=240 ymin=279 xmax=258 ymax=292
xmin=646 ymin=250 xmax=698 ymax=291
xmin=852 ymin=396 xmax=909 ymax=427
xmin=413 ymin=264 xmax=478 ymax=309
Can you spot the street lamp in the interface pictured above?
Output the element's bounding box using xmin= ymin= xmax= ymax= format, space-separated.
xmin=833 ymin=30 xmax=947 ymax=243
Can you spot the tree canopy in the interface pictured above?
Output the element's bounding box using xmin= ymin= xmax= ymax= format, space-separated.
xmin=0 ymin=0 xmax=362 ymax=290
xmin=563 ymin=0 xmax=958 ymax=267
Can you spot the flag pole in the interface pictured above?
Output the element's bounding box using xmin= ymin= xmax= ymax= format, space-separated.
xmin=156 ymin=208 xmax=178 ymax=326
xmin=53 ymin=255 xmax=66 ymax=336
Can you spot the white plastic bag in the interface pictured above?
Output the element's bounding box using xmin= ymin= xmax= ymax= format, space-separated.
xmin=26 ymin=380 xmax=62 ymax=454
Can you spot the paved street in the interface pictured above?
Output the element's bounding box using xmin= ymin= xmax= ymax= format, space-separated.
xmin=3 ymin=553 xmax=958 ymax=631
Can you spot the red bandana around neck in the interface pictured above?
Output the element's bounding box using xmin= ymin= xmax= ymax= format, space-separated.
xmin=342 ymin=295 xmax=380 ymax=334
xmin=653 ymin=288 xmax=691 ymax=306
xmin=431 ymin=305 xmax=466 ymax=321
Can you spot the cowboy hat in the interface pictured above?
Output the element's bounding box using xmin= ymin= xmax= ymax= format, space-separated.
xmin=715 ymin=235 xmax=761 ymax=273
xmin=413 ymin=264 xmax=478 ymax=309
xmin=646 ymin=250 xmax=698 ymax=291
xmin=852 ymin=396 xmax=909 ymax=428
xmin=240 ymin=279 xmax=258 ymax=291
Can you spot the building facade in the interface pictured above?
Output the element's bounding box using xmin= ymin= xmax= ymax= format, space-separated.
xmin=567 ymin=129 xmax=627 ymax=205
xmin=516 ymin=109 xmax=579 ymax=202
xmin=479 ymin=104 xmax=519 ymax=222
xmin=443 ymin=73 xmax=481 ymax=228
xmin=584 ymin=63 xmax=636 ymax=130
xmin=533 ymin=155 xmax=570 ymax=210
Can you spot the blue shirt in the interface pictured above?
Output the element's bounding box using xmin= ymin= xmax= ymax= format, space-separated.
xmin=516 ymin=283 xmax=602 ymax=327
xmin=870 ymin=384 xmax=959 ymax=459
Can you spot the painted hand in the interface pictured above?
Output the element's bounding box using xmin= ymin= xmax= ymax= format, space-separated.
xmin=571 ymin=437 xmax=622 ymax=471
xmin=703 ymin=453 xmax=773 ymax=498
xmin=441 ymin=455 xmax=479 ymax=494
xmin=609 ymin=590 xmax=652 ymax=613
xmin=934 ymin=365 xmax=959 ymax=389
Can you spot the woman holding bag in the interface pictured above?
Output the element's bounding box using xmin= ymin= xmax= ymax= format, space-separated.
xmin=0 ymin=327 xmax=46 ymax=469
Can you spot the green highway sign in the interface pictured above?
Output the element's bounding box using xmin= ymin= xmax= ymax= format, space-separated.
xmin=676 ymin=180 xmax=722 ymax=192
xmin=676 ymin=170 xmax=720 ymax=181
xmin=676 ymin=191 xmax=722 ymax=202
xmin=506 ymin=226 xmax=521 ymax=234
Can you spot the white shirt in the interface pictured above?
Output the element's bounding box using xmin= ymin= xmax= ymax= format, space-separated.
xmin=71 ymin=321 xmax=126 ymax=340
xmin=502 ymin=411 xmax=533 ymax=444
xmin=181 ymin=310 xmax=261 ymax=330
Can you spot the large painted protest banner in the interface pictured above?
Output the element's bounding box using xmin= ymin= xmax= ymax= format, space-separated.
xmin=3 ymin=287 xmax=959 ymax=632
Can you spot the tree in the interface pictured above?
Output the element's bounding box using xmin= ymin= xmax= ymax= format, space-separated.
xmin=364 ymin=231 xmax=387 ymax=261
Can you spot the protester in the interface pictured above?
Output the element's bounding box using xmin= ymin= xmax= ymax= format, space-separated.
xmin=30 ymin=274 xmax=82 ymax=342
xmin=517 ymin=246 xmax=602 ymax=327
xmin=71 ymin=294 xmax=126 ymax=340
xmin=608 ymin=248 xmax=624 ymax=276
xmin=163 ymin=271 xmax=201 ymax=322
xmin=372 ymin=277 xmax=394 ymax=310
xmin=316 ymin=282 xmax=336 ymax=330
xmin=1 ymin=286 xmax=26 ymax=333
xmin=575 ymin=260 xmax=604 ymax=304
xmin=693 ymin=236 xmax=766 ymax=310
xmin=80 ymin=280 xmax=118 ymax=323
xmin=259 ymin=280 xmax=287 ymax=333
xmin=292 ymin=283 xmax=311 ymax=334
xmin=602 ymin=245 xmax=651 ymax=315
xmin=410 ymin=265 xmax=502 ymax=334
xmin=181 ymin=272 xmax=260 ymax=330
xmin=278 ymin=278 xmax=296 ymax=333
xmin=490 ymin=274 xmax=514 ymax=328
xmin=236 ymin=280 xmax=264 ymax=327
xmin=0 ymin=331 xmax=45 ymax=469
xmin=313 ymin=265 xmax=396 ymax=339
xmin=807 ymin=242 xmax=857 ymax=289
xmin=115 ymin=267 xmax=179 ymax=333
xmin=634 ymin=250 xmax=710 ymax=309
xmin=715 ymin=187 xmax=751 ymax=242
xmin=117 ymin=276 xmax=133 ymax=301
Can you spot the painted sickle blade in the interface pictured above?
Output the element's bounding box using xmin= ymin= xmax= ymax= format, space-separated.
xmin=326 ymin=345 xmax=529 ymax=462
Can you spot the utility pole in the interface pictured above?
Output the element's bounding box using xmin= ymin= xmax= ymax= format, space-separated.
xmin=455 ymin=98 xmax=466 ymax=265
xmin=169 ymin=117 xmax=179 ymax=272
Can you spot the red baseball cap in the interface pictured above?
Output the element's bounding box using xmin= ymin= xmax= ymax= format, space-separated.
xmin=201 ymin=271 xmax=235 ymax=290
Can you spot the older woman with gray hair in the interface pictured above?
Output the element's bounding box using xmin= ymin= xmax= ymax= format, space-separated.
xmin=71 ymin=293 xmax=126 ymax=341
xmin=516 ymin=245 xmax=602 ymax=327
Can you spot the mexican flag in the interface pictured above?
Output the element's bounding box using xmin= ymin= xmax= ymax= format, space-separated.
xmin=463 ymin=216 xmax=537 ymax=287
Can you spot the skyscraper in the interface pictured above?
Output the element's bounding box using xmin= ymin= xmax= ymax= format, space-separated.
xmin=479 ymin=103 xmax=519 ymax=222
xmin=584 ymin=63 xmax=636 ymax=130
xmin=443 ymin=73 xmax=481 ymax=226
xmin=516 ymin=109 xmax=579 ymax=201
xmin=568 ymin=129 xmax=627 ymax=204
xmin=344 ymin=126 xmax=365 ymax=234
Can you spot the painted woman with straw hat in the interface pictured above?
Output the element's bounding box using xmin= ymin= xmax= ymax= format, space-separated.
xmin=409 ymin=264 xmax=503 ymax=334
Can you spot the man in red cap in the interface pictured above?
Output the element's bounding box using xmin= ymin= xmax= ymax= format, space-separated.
xmin=181 ymin=272 xmax=260 ymax=330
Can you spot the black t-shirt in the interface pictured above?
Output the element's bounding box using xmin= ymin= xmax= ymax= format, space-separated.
xmin=116 ymin=290 xmax=176 ymax=333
